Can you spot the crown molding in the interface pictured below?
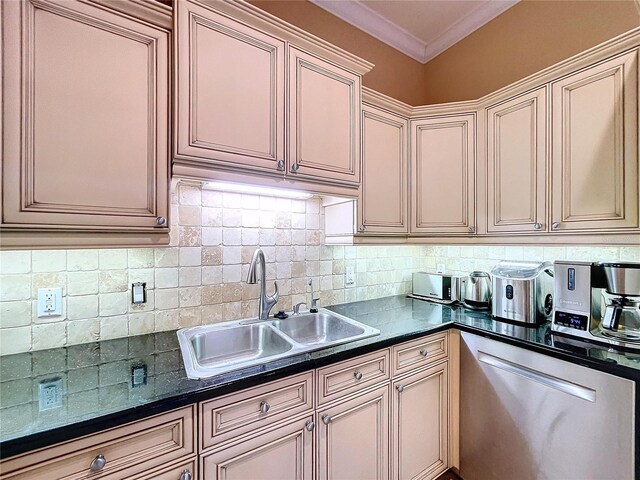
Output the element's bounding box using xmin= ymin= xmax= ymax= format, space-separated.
xmin=310 ymin=0 xmax=519 ymax=64
xmin=309 ymin=0 xmax=427 ymax=63
xmin=424 ymin=0 xmax=519 ymax=62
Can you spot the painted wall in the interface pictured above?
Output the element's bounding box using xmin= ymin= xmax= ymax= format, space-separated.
xmin=422 ymin=0 xmax=640 ymax=104
xmin=249 ymin=0 xmax=425 ymax=106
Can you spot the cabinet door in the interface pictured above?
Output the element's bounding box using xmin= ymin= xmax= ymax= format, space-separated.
xmin=289 ymin=46 xmax=361 ymax=186
xmin=317 ymin=385 xmax=389 ymax=480
xmin=551 ymin=49 xmax=639 ymax=232
xmin=487 ymin=88 xmax=547 ymax=233
xmin=359 ymin=105 xmax=409 ymax=234
xmin=1 ymin=0 xmax=169 ymax=231
xmin=201 ymin=415 xmax=314 ymax=480
xmin=175 ymin=0 xmax=285 ymax=173
xmin=392 ymin=363 xmax=448 ymax=480
xmin=410 ymin=114 xmax=476 ymax=234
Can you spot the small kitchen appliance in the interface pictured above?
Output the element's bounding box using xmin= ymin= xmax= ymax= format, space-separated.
xmin=552 ymin=261 xmax=640 ymax=350
xmin=491 ymin=261 xmax=554 ymax=324
xmin=411 ymin=272 xmax=466 ymax=304
xmin=463 ymin=271 xmax=492 ymax=310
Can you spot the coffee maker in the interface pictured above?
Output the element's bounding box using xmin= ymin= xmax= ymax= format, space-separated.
xmin=552 ymin=261 xmax=640 ymax=350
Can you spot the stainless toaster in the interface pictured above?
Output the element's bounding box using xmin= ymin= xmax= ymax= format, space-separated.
xmin=412 ymin=272 xmax=466 ymax=304
xmin=491 ymin=261 xmax=554 ymax=324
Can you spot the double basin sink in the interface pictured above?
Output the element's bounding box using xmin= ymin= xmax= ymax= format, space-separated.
xmin=177 ymin=309 xmax=380 ymax=379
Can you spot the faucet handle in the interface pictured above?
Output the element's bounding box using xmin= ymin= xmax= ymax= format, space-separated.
xmin=293 ymin=302 xmax=307 ymax=315
xmin=310 ymin=297 xmax=320 ymax=313
xmin=269 ymin=281 xmax=279 ymax=304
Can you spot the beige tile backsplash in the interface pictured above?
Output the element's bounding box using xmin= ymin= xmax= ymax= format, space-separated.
xmin=0 ymin=183 xmax=429 ymax=355
xmin=1 ymin=181 xmax=638 ymax=355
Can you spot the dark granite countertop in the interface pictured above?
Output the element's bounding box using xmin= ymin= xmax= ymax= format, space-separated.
xmin=1 ymin=295 xmax=639 ymax=458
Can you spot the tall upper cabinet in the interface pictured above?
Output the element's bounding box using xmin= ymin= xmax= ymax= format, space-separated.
xmin=410 ymin=114 xmax=476 ymax=235
xmin=173 ymin=0 xmax=372 ymax=192
xmin=550 ymin=50 xmax=638 ymax=232
xmin=486 ymin=87 xmax=547 ymax=234
xmin=1 ymin=0 xmax=171 ymax=248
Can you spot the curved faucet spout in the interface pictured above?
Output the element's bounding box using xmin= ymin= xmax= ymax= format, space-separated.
xmin=246 ymin=248 xmax=279 ymax=320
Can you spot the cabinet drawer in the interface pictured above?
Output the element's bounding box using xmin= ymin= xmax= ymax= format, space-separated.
xmin=200 ymin=372 xmax=314 ymax=450
xmin=317 ymin=350 xmax=390 ymax=406
xmin=132 ymin=458 xmax=196 ymax=480
xmin=392 ymin=332 xmax=448 ymax=377
xmin=0 ymin=406 xmax=195 ymax=480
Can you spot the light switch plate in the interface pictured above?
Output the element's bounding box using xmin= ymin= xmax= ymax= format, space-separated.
xmin=131 ymin=282 xmax=146 ymax=304
xmin=345 ymin=266 xmax=355 ymax=286
xmin=436 ymin=264 xmax=446 ymax=274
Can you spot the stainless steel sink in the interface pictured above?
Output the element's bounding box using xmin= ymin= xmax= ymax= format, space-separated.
xmin=271 ymin=313 xmax=366 ymax=344
xmin=178 ymin=309 xmax=379 ymax=379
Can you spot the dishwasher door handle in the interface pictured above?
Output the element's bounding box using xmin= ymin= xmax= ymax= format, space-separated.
xmin=478 ymin=351 xmax=596 ymax=402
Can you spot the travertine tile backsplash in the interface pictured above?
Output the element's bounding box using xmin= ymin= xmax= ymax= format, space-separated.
xmin=1 ymin=181 xmax=638 ymax=355
xmin=0 ymin=182 xmax=429 ymax=355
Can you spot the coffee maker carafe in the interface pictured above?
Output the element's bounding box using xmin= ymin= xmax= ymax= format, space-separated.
xmin=598 ymin=263 xmax=640 ymax=342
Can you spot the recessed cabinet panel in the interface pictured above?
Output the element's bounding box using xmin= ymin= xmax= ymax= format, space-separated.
xmin=1 ymin=0 xmax=169 ymax=231
xmin=201 ymin=416 xmax=314 ymax=480
xmin=289 ymin=47 xmax=360 ymax=186
xmin=551 ymin=50 xmax=639 ymax=231
xmin=487 ymin=88 xmax=547 ymax=233
xmin=410 ymin=114 xmax=476 ymax=234
xmin=317 ymin=385 xmax=390 ymax=480
xmin=359 ymin=105 xmax=408 ymax=234
xmin=392 ymin=363 xmax=448 ymax=480
xmin=175 ymin=0 xmax=285 ymax=170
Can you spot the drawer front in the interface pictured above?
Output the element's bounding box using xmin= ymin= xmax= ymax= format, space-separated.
xmin=132 ymin=458 xmax=196 ymax=480
xmin=0 ymin=406 xmax=195 ymax=480
xmin=317 ymin=350 xmax=390 ymax=406
xmin=200 ymin=372 xmax=314 ymax=450
xmin=392 ymin=332 xmax=448 ymax=377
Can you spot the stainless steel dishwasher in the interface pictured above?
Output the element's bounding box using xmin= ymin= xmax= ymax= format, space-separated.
xmin=460 ymin=332 xmax=635 ymax=480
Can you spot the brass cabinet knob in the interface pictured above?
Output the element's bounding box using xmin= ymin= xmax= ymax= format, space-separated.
xmin=156 ymin=216 xmax=167 ymax=226
xmin=419 ymin=349 xmax=429 ymax=357
xmin=259 ymin=401 xmax=270 ymax=413
xmin=534 ymin=222 xmax=542 ymax=230
xmin=277 ymin=159 xmax=285 ymax=171
xmin=180 ymin=470 xmax=192 ymax=480
xmin=551 ymin=222 xmax=560 ymax=230
xmin=305 ymin=420 xmax=315 ymax=431
xmin=321 ymin=414 xmax=332 ymax=424
xmin=354 ymin=371 xmax=363 ymax=380
xmin=291 ymin=163 xmax=300 ymax=172
xmin=396 ymin=384 xmax=405 ymax=393
xmin=468 ymin=226 xmax=476 ymax=233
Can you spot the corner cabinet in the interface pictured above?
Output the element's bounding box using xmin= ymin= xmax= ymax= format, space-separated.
xmin=173 ymin=0 xmax=371 ymax=192
xmin=1 ymin=0 xmax=171 ymax=248
xmin=486 ymin=87 xmax=548 ymax=234
xmin=358 ymin=104 xmax=409 ymax=234
xmin=410 ymin=114 xmax=476 ymax=235
xmin=551 ymin=49 xmax=639 ymax=232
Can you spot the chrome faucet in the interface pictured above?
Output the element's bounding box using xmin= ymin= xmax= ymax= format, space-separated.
xmin=247 ymin=248 xmax=279 ymax=320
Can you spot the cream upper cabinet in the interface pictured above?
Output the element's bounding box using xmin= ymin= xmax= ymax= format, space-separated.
xmin=1 ymin=0 xmax=170 ymax=246
xmin=410 ymin=114 xmax=476 ymax=235
xmin=288 ymin=47 xmax=361 ymax=186
xmin=551 ymin=49 xmax=639 ymax=232
xmin=317 ymin=385 xmax=390 ymax=480
xmin=174 ymin=0 xmax=285 ymax=173
xmin=392 ymin=362 xmax=449 ymax=480
xmin=486 ymin=87 xmax=547 ymax=233
xmin=359 ymin=104 xmax=409 ymax=234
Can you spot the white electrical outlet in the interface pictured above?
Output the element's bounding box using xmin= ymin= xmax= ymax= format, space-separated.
xmin=39 ymin=378 xmax=63 ymax=411
xmin=37 ymin=287 xmax=62 ymax=317
xmin=345 ymin=266 xmax=355 ymax=286
xmin=436 ymin=264 xmax=446 ymax=274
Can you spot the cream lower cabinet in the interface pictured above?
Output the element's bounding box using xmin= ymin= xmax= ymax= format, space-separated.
xmin=317 ymin=385 xmax=390 ymax=480
xmin=1 ymin=0 xmax=170 ymax=248
xmin=359 ymin=104 xmax=409 ymax=235
xmin=392 ymin=362 xmax=449 ymax=480
xmin=410 ymin=114 xmax=476 ymax=235
xmin=201 ymin=415 xmax=314 ymax=480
